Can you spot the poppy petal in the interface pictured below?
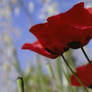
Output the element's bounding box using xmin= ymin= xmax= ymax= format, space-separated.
xmin=70 ymin=61 xmax=92 ymax=87
xmin=88 ymin=8 xmax=92 ymax=15
xmin=22 ymin=40 xmax=58 ymax=58
xmin=30 ymin=22 xmax=67 ymax=54
xmin=47 ymin=2 xmax=92 ymax=27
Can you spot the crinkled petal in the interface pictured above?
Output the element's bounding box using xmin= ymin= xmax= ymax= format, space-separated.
xmin=30 ymin=23 xmax=67 ymax=54
xmin=22 ymin=40 xmax=58 ymax=58
xmin=47 ymin=2 xmax=92 ymax=27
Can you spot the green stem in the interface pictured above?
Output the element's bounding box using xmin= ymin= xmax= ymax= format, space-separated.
xmin=81 ymin=47 xmax=92 ymax=66
xmin=17 ymin=77 xmax=24 ymax=92
xmin=61 ymin=55 xmax=89 ymax=92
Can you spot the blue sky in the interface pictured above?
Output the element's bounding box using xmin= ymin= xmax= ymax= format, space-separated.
xmin=11 ymin=0 xmax=82 ymax=70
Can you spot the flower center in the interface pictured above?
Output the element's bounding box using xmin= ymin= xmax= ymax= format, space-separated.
xmin=88 ymin=85 xmax=92 ymax=89
xmin=67 ymin=41 xmax=81 ymax=49
xmin=45 ymin=47 xmax=69 ymax=55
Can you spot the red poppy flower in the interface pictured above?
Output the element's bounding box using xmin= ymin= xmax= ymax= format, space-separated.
xmin=70 ymin=61 xmax=92 ymax=88
xmin=22 ymin=2 xmax=92 ymax=58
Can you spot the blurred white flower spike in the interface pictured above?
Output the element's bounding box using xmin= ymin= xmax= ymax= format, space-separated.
xmin=38 ymin=2 xmax=59 ymax=20
xmin=29 ymin=2 xmax=34 ymax=13
xmin=15 ymin=7 xmax=20 ymax=16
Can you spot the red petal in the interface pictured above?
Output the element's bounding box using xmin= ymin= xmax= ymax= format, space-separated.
xmin=30 ymin=23 xmax=67 ymax=54
xmin=82 ymin=26 xmax=92 ymax=42
xmin=88 ymin=8 xmax=92 ymax=15
xmin=47 ymin=2 xmax=92 ymax=27
xmin=22 ymin=40 xmax=58 ymax=58
xmin=70 ymin=61 xmax=92 ymax=87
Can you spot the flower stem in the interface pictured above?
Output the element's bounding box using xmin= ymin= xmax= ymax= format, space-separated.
xmin=17 ymin=77 xmax=24 ymax=92
xmin=81 ymin=47 xmax=92 ymax=66
xmin=61 ymin=55 xmax=89 ymax=92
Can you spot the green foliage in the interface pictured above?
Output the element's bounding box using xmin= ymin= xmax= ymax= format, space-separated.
xmin=16 ymin=51 xmax=89 ymax=92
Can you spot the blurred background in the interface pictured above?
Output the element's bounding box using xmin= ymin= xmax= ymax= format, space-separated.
xmin=0 ymin=0 xmax=92 ymax=92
